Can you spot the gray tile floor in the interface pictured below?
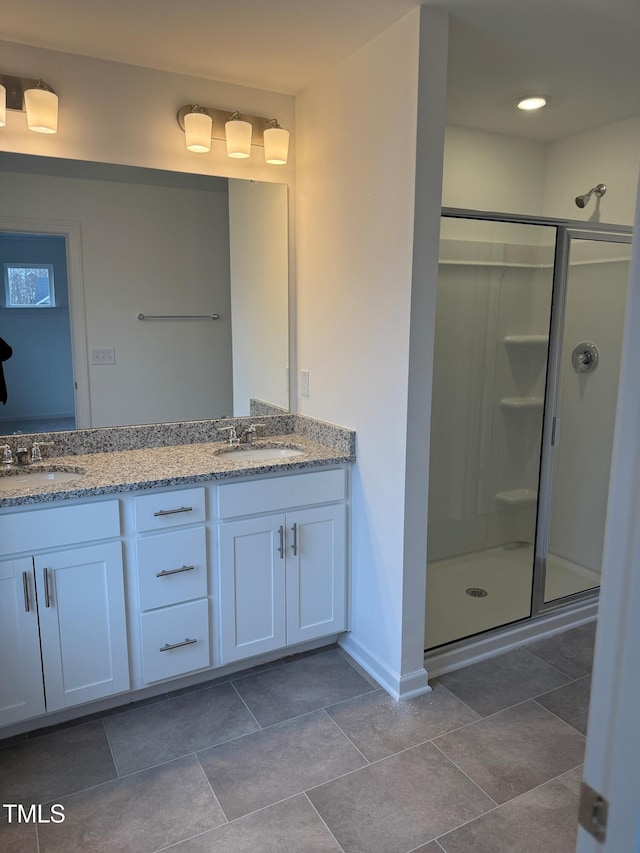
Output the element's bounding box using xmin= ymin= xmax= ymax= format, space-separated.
xmin=0 ymin=626 xmax=595 ymax=853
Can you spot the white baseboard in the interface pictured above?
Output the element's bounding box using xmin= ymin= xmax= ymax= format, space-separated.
xmin=339 ymin=634 xmax=431 ymax=701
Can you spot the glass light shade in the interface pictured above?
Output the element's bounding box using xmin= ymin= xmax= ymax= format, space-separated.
xmin=264 ymin=126 xmax=289 ymax=165
xmin=517 ymin=96 xmax=547 ymax=111
xmin=0 ymin=85 xmax=6 ymax=127
xmin=24 ymin=87 xmax=58 ymax=133
xmin=184 ymin=110 xmax=212 ymax=152
xmin=225 ymin=118 xmax=252 ymax=158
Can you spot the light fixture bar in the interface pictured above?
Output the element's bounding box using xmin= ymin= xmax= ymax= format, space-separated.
xmin=177 ymin=104 xmax=278 ymax=148
xmin=0 ymin=73 xmax=56 ymax=112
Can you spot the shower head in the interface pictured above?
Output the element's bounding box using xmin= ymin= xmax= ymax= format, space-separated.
xmin=575 ymin=183 xmax=606 ymax=208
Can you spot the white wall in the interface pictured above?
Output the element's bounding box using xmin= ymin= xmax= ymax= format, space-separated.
xmin=542 ymin=115 xmax=640 ymax=225
xmin=296 ymin=8 xmax=442 ymax=697
xmin=228 ymin=180 xmax=289 ymax=414
xmin=443 ymin=125 xmax=547 ymax=215
xmin=442 ymin=115 xmax=640 ymax=227
xmin=0 ymin=40 xmax=295 ymax=185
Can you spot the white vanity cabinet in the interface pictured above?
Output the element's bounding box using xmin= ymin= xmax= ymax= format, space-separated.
xmin=217 ymin=470 xmax=347 ymax=664
xmin=0 ymin=501 xmax=129 ymax=727
xmin=133 ymin=487 xmax=211 ymax=683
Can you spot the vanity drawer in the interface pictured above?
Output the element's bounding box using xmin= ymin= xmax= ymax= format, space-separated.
xmin=136 ymin=527 xmax=207 ymax=611
xmin=134 ymin=487 xmax=206 ymax=532
xmin=140 ymin=599 xmax=210 ymax=683
xmin=217 ymin=469 xmax=346 ymax=519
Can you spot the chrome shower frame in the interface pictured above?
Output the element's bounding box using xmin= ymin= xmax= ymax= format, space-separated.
xmin=426 ymin=208 xmax=633 ymax=670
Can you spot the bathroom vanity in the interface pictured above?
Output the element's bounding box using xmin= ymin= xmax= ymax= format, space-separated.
xmin=0 ymin=415 xmax=354 ymax=734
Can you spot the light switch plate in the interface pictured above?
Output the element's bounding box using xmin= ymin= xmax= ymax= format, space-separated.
xmin=91 ymin=348 xmax=116 ymax=365
xmin=300 ymin=369 xmax=310 ymax=397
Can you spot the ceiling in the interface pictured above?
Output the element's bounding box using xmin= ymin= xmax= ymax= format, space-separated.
xmin=3 ymin=0 xmax=640 ymax=142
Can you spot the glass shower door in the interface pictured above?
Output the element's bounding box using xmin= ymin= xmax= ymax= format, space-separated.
xmin=425 ymin=217 xmax=556 ymax=648
xmin=537 ymin=231 xmax=632 ymax=605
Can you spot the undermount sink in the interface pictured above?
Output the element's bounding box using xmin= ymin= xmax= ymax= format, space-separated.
xmin=215 ymin=445 xmax=306 ymax=462
xmin=0 ymin=467 xmax=86 ymax=491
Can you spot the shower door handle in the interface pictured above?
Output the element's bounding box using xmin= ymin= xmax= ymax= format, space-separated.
xmin=551 ymin=417 xmax=562 ymax=447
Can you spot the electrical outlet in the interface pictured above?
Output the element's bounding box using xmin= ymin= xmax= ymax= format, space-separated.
xmin=300 ymin=369 xmax=310 ymax=397
xmin=91 ymin=348 xmax=116 ymax=365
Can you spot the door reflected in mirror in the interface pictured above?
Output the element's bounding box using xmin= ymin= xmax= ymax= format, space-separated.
xmin=0 ymin=153 xmax=289 ymax=436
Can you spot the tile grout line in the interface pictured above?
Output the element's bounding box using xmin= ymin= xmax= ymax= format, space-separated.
xmin=429 ymin=738 xmax=500 ymax=807
xmin=320 ymin=708 xmax=371 ymax=766
xmin=304 ymin=793 xmax=348 ymax=853
xmin=101 ymin=717 xmax=121 ymax=779
xmin=229 ymin=681 xmax=263 ymax=730
xmin=437 ymin=673 xmax=592 ymax=727
xmin=192 ymin=751 xmax=229 ymax=824
xmin=518 ymin=645 xmax=587 ymax=682
xmin=530 ymin=698 xmax=589 ymax=738
xmin=144 ymin=760 xmax=236 ymax=853
xmin=430 ymin=759 xmax=586 ymax=849
xmin=523 ymin=634 xmax=595 ymax=678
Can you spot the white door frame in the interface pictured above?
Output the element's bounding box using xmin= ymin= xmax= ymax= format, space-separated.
xmin=0 ymin=216 xmax=91 ymax=429
xmin=578 ymin=182 xmax=640 ymax=851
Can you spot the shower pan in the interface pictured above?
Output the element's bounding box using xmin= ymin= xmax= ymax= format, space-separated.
xmin=425 ymin=210 xmax=632 ymax=652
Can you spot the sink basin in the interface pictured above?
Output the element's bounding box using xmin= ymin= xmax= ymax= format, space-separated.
xmin=215 ymin=445 xmax=306 ymax=462
xmin=0 ymin=467 xmax=86 ymax=491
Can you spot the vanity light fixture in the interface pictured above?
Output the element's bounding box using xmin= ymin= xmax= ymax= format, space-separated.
xmin=225 ymin=112 xmax=253 ymax=159
xmin=0 ymin=73 xmax=59 ymax=133
xmin=517 ymin=95 xmax=547 ymax=111
xmin=263 ymin=119 xmax=290 ymax=165
xmin=177 ymin=104 xmax=289 ymax=165
xmin=183 ymin=105 xmax=212 ymax=153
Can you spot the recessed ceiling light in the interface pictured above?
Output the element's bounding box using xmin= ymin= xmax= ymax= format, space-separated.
xmin=517 ymin=96 xmax=547 ymax=111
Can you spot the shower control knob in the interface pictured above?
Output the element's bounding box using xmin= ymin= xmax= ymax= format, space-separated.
xmin=572 ymin=341 xmax=599 ymax=374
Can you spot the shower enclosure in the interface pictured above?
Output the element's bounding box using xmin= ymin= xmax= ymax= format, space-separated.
xmin=425 ymin=210 xmax=632 ymax=650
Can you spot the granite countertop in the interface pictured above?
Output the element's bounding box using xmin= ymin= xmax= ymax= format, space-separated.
xmin=0 ymin=434 xmax=353 ymax=508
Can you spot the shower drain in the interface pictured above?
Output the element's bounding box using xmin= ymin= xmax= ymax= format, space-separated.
xmin=466 ymin=587 xmax=488 ymax=598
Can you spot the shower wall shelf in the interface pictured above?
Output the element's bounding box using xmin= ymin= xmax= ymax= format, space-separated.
xmin=503 ymin=335 xmax=549 ymax=347
xmin=495 ymin=489 xmax=537 ymax=506
xmin=500 ymin=396 xmax=544 ymax=409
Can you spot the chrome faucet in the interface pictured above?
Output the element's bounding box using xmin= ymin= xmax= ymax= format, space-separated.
xmin=31 ymin=441 xmax=54 ymax=463
xmin=239 ymin=423 xmax=266 ymax=445
xmin=217 ymin=426 xmax=240 ymax=447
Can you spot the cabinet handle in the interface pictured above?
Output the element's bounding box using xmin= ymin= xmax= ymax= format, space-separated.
xmin=156 ymin=564 xmax=196 ymax=578
xmin=43 ymin=568 xmax=51 ymax=608
xmin=278 ymin=525 xmax=285 ymax=559
xmin=291 ymin=523 xmax=298 ymax=556
xmin=22 ymin=571 xmax=31 ymax=613
xmin=153 ymin=506 xmax=194 ymax=517
xmin=159 ymin=638 xmax=197 ymax=652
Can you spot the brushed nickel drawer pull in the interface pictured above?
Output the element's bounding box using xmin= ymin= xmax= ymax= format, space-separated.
xmin=153 ymin=506 xmax=194 ymax=517
xmin=278 ymin=525 xmax=285 ymax=559
xmin=291 ymin=523 xmax=298 ymax=556
xmin=159 ymin=638 xmax=197 ymax=652
xmin=156 ymin=564 xmax=196 ymax=578
xmin=22 ymin=571 xmax=30 ymax=613
xmin=43 ymin=568 xmax=51 ymax=608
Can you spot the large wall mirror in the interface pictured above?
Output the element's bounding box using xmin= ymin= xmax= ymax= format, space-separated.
xmin=0 ymin=152 xmax=289 ymax=436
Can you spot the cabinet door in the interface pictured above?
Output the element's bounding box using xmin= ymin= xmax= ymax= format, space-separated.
xmin=35 ymin=543 xmax=129 ymax=712
xmin=218 ymin=515 xmax=286 ymax=663
xmin=286 ymin=505 xmax=347 ymax=645
xmin=0 ymin=558 xmax=46 ymax=726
